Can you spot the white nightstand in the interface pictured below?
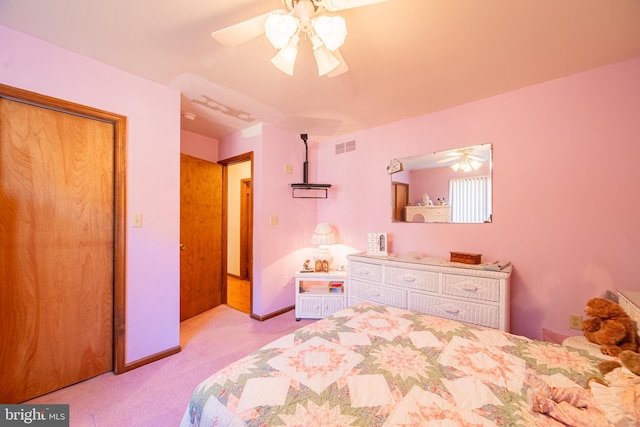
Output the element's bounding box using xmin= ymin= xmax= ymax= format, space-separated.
xmin=295 ymin=270 xmax=348 ymax=321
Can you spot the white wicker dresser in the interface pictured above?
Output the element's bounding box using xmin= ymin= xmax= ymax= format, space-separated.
xmin=347 ymin=253 xmax=513 ymax=331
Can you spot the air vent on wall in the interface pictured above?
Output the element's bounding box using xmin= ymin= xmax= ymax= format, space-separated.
xmin=335 ymin=140 xmax=356 ymax=154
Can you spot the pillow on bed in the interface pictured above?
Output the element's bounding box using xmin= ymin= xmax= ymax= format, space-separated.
xmin=589 ymin=367 xmax=640 ymax=426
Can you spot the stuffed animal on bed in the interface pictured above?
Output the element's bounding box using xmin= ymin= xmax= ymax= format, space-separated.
xmin=582 ymin=297 xmax=639 ymax=357
xmin=530 ymin=350 xmax=640 ymax=426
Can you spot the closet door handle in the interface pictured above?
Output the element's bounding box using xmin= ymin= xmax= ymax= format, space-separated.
xmin=180 ymin=243 xmax=185 ymax=250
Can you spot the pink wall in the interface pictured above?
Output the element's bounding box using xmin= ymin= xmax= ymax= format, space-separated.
xmin=1 ymin=25 xmax=181 ymax=364
xmin=5 ymin=20 xmax=639 ymax=365
xmin=317 ymin=56 xmax=640 ymax=340
xmin=180 ymin=130 xmax=218 ymax=163
xmin=218 ymin=125 xmax=320 ymax=315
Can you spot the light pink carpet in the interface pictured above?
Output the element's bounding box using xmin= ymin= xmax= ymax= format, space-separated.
xmin=26 ymin=305 xmax=313 ymax=426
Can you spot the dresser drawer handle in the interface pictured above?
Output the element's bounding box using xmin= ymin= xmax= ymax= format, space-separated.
xmin=444 ymin=306 xmax=460 ymax=314
xmin=401 ymin=276 xmax=416 ymax=282
xmin=359 ymin=269 xmax=370 ymax=276
xmin=367 ymin=290 xmax=382 ymax=297
xmin=462 ymin=284 xmax=478 ymax=291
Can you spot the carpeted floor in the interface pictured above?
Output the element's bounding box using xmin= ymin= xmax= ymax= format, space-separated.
xmin=26 ymin=305 xmax=313 ymax=426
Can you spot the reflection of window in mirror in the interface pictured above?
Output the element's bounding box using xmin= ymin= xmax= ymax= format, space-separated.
xmin=449 ymin=176 xmax=492 ymax=223
xmin=391 ymin=144 xmax=492 ymax=224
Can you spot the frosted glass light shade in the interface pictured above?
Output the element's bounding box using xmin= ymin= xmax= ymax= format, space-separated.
xmin=313 ymin=45 xmax=340 ymax=76
xmin=271 ymin=35 xmax=300 ymax=75
xmin=312 ymin=15 xmax=347 ymax=51
xmin=265 ymin=13 xmax=299 ymax=49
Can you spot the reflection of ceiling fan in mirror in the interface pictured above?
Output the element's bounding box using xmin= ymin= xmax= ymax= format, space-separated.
xmin=437 ymin=148 xmax=486 ymax=171
xmin=211 ymin=0 xmax=391 ymax=77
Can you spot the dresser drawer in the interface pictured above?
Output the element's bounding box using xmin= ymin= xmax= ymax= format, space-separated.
xmin=349 ymin=280 xmax=407 ymax=308
xmin=350 ymin=261 xmax=382 ymax=282
xmin=410 ymin=294 xmax=500 ymax=329
xmin=426 ymin=207 xmax=451 ymax=223
xmin=384 ymin=267 xmax=438 ymax=293
xmin=442 ymin=274 xmax=501 ymax=303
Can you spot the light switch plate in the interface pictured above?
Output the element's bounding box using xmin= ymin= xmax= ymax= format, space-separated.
xmin=133 ymin=213 xmax=143 ymax=227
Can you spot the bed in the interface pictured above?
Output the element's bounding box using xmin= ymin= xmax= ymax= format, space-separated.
xmin=179 ymin=303 xmax=607 ymax=426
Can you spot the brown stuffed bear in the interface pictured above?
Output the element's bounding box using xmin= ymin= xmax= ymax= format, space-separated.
xmin=599 ymin=350 xmax=640 ymax=377
xmin=582 ymin=297 xmax=638 ymax=357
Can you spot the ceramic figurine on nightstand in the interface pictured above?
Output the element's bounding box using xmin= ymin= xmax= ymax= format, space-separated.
xmin=300 ymin=259 xmax=314 ymax=273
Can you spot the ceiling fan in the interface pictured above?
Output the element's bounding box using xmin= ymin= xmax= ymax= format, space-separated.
xmin=211 ymin=0 xmax=391 ymax=77
xmin=437 ymin=148 xmax=486 ymax=172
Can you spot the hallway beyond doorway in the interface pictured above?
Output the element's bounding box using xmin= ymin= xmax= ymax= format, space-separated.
xmin=227 ymin=275 xmax=250 ymax=314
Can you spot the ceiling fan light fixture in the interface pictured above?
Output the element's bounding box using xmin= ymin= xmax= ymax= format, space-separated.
xmin=451 ymin=156 xmax=482 ymax=172
xmin=271 ymin=34 xmax=300 ymax=75
xmin=312 ymin=15 xmax=347 ymax=51
xmin=313 ymin=45 xmax=340 ymax=76
xmin=265 ymin=12 xmax=299 ymax=48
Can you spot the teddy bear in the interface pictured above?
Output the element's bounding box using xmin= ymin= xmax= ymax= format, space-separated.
xmin=582 ymin=297 xmax=639 ymax=357
xmin=530 ymin=350 xmax=640 ymax=426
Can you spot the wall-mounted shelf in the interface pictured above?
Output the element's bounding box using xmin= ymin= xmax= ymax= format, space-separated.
xmin=291 ymin=183 xmax=332 ymax=199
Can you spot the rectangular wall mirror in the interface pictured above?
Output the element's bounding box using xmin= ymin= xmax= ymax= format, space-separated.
xmin=390 ymin=144 xmax=492 ymax=224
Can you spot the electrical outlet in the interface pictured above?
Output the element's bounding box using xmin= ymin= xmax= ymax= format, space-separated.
xmin=569 ymin=314 xmax=583 ymax=330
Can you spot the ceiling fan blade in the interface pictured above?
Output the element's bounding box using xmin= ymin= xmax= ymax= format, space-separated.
xmin=211 ymin=11 xmax=276 ymax=47
xmin=327 ymin=49 xmax=349 ymax=77
xmin=323 ymin=0 xmax=390 ymax=12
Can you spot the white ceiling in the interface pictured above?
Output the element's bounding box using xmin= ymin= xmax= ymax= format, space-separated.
xmin=2 ymin=0 xmax=639 ymax=142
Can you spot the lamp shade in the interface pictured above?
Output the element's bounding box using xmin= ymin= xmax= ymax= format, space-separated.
xmin=310 ymin=223 xmax=337 ymax=246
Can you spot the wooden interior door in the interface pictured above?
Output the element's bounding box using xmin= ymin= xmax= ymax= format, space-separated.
xmin=0 ymin=97 xmax=114 ymax=403
xmin=180 ymin=154 xmax=223 ymax=321
xmin=392 ymin=182 xmax=409 ymax=221
xmin=239 ymin=178 xmax=252 ymax=281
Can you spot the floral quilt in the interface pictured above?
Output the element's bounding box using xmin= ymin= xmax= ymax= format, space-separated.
xmin=179 ymin=303 xmax=603 ymax=426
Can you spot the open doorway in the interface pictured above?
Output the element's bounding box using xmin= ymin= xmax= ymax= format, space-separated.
xmin=220 ymin=153 xmax=253 ymax=315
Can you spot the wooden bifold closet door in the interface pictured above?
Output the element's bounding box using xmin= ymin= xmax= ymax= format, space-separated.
xmin=0 ymin=97 xmax=114 ymax=403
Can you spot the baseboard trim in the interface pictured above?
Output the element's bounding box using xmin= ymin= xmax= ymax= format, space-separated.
xmin=250 ymin=305 xmax=295 ymax=321
xmin=120 ymin=345 xmax=182 ymax=373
